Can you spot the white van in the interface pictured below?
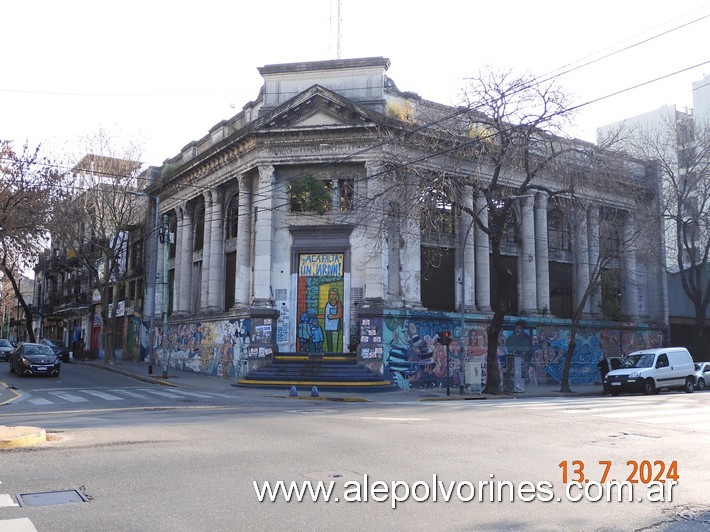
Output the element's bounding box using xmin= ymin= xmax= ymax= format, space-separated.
xmin=603 ymin=347 xmax=695 ymax=396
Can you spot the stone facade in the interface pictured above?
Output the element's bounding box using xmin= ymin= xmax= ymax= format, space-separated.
xmin=139 ymin=57 xmax=667 ymax=388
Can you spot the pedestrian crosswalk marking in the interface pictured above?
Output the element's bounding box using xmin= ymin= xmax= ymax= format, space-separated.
xmin=10 ymin=387 xmax=235 ymax=406
xmin=141 ymin=389 xmax=185 ymax=398
xmin=49 ymin=392 xmax=89 ymax=403
xmin=110 ymin=389 xmax=148 ymax=398
xmin=0 ymin=517 xmax=38 ymax=531
xmin=27 ymin=398 xmax=53 ymax=406
xmin=491 ymin=396 xmax=710 ymax=431
xmin=0 ymin=493 xmax=18 ymax=507
xmin=79 ymin=390 xmax=124 ymax=401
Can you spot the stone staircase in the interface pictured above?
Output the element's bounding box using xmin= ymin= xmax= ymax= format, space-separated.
xmin=236 ymin=352 xmax=396 ymax=391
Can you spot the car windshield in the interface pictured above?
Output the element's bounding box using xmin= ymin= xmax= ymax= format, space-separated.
xmin=44 ymin=339 xmax=66 ymax=348
xmin=624 ymin=353 xmax=655 ymax=368
xmin=23 ymin=345 xmax=54 ymax=356
xmin=0 ymin=339 xmax=12 ymax=347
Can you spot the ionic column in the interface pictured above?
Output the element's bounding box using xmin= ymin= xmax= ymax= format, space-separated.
xmin=235 ymin=174 xmax=252 ymax=308
xmin=588 ymin=206 xmax=601 ymax=317
xmin=173 ymin=207 xmax=184 ymax=314
xmin=362 ymin=161 xmax=385 ymax=304
xmin=252 ymin=165 xmax=274 ymax=307
xmin=401 ymin=205 xmax=422 ymax=308
xmin=461 ymin=192 xmax=476 ymax=311
xmin=200 ymin=194 xmax=212 ymax=311
xmin=519 ymin=195 xmax=537 ymax=315
xmin=574 ymin=206 xmax=591 ymax=316
xmin=624 ymin=216 xmax=639 ymax=320
xmin=534 ymin=192 xmax=550 ymax=314
xmin=178 ymin=203 xmax=193 ymax=315
xmin=474 ymin=192 xmax=491 ymax=312
xmin=207 ymin=189 xmax=224 ymax=312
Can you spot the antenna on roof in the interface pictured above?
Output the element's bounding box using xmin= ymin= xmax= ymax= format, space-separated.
xmin=330 ymin=0 xmax=342 ymax=59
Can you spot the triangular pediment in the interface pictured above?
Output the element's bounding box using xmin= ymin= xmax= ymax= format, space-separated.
xmin=253 ymin=85 xmax=382 ymax=130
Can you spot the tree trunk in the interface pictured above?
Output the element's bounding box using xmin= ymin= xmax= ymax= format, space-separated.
xmin=483 ymin=306 xmax=504 ymax=394
xmin=560 ymin=324 xmax=577 ymax=393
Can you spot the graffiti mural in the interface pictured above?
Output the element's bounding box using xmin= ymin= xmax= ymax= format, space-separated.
xmin=155 ymin=318 xmax=251 ymax=380
xmin=296 ymin=253 xmax=344 ymax=353
xmin=380 ymin=312 xmax=664 ymax=390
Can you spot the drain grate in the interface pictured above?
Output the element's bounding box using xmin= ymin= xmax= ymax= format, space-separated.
xmin=16 ymin=490 xmax=88 ymax=507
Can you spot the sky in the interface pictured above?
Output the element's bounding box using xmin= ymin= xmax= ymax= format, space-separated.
xmin=2 ymin=0 xmax=709 ymax=167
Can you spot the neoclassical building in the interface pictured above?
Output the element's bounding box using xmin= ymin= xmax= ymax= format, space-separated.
xmin=140 ymin=57 xmax=667 ymax=389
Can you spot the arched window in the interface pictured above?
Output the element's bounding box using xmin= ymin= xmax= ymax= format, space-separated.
xmin=226 ymin=194 xmax=239 ymax=239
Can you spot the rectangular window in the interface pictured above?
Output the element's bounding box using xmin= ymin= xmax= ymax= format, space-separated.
xmin=290 ymin=177 xmax=355 ymax=212
xmin=224 ymin=252 xmax=236 ymax=310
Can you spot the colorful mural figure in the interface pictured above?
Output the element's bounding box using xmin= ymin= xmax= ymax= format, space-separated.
xmin=296 ymin=253 xmax=345 ymax=353
xmin=154 ymin=318 xmax=251 ymax=379
xmin=323 ymin=288 xmax=343 ymax=352
xmin=381 ymin=313 xmax=663 ymax=390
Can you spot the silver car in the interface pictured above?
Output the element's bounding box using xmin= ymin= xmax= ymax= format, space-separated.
xmin=694 ymin=362 xmax=710 ymax=390
xmin=0 ymin=338 xmax=14 ymax=362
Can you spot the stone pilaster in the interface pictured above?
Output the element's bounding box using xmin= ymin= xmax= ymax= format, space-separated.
xmin=235 ymin=173 xmax=252 ymax=308
xmin=474 ymin=192 xmax=491 ymax=312
xmin=252 ymin=165 xmax=274 ymax=307
xmin=519 ymin=195 xmax=537 ymax=315
xmin=534 ymin=192 xmax=550 ymax=314
xmin=207 ymin=189 xmax=224 ymax=312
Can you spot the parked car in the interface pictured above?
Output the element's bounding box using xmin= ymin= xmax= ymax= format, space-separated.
xmin=41 ymin=338 xmax=70 ymax=362
xmin=9 ymin=342 xmax=61 ymax=377
xmin=603 ymin=347 xmax=695 ymax=396
xmin=694 ymin=362 xmax=710 ymax=391
xmin=0 ymin=339 xmax=14 ymax=362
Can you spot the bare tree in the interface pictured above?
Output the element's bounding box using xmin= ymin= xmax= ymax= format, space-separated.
xmin=602 ymin=114 xmax=710 ymax=358
xmin=353 ymin=69 xmax=598 ymax=393
xmin=457 ymin=70 xmax=581 ymax=393
xmin=0 ymin=141 xmax=64 ymax=341
xmin=50 ymin=136 xmax=143 ymax=363
xmin=555 ymin=153 xmax=658 ymax=392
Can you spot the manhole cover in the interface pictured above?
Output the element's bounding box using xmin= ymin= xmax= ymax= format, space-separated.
xmin=16 ymin=490 xmax=89 ymax=507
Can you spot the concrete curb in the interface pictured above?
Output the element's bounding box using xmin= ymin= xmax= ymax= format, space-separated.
xmin=0 ymin=426 xmax=47 ymax=449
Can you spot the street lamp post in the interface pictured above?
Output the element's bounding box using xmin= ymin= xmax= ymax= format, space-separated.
xmin=127 ymin=190 xmax=160 ymax=375
xmin=146 ymin=195 xmax=160 ymax=375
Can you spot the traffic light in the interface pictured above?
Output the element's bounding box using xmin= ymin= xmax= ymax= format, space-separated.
xmin=440 ymin=330 xmax=452 ymax=346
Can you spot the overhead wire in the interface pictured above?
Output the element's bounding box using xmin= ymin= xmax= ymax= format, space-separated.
xmin=3 ymin=8 xmax=710 ymax=240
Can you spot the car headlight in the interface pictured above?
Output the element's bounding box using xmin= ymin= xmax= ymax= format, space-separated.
xmin=20 ymin=356 xmax=31 ymax=366
xmin=628 ymin=372 xmax=639 ymax=379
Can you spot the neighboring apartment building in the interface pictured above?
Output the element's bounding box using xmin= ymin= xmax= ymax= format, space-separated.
xmin=135 ymin=57 xmax=667 ymax=389
xmin=597 ymin=74 xmax=710 ymax=357
xmin=1 ymin=273 xmax=34 ymax=343
xmin=34 ymin=155 xmax=146 ymax=360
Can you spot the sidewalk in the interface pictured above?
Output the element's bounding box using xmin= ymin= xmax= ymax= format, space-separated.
xmin=77 ymin=359 xmax=606 ymax=402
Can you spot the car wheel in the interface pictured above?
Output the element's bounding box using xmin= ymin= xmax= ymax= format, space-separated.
xmin=643 ymin=379 xmax=656 ymax=395
xmin=685 ymin=377 xmax=695 ymax=393
xmin=697 ymin=378 xmax=705 ymax=391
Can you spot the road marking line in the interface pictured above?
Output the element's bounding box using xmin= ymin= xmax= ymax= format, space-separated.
xmin=0 ymin=494 xmax=18 ymax=507
xmin=0 ymin=517 xmax=38 ymax=531
xmin=141 ymin=389 xmax=185 ymax=398
xmin=27 ymin=398 xmax=53 ymax=406
xmin=49 ymin=392 xmax=89 ymax=403
xmin=79 ymin=390 xmax=123 ymax=401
